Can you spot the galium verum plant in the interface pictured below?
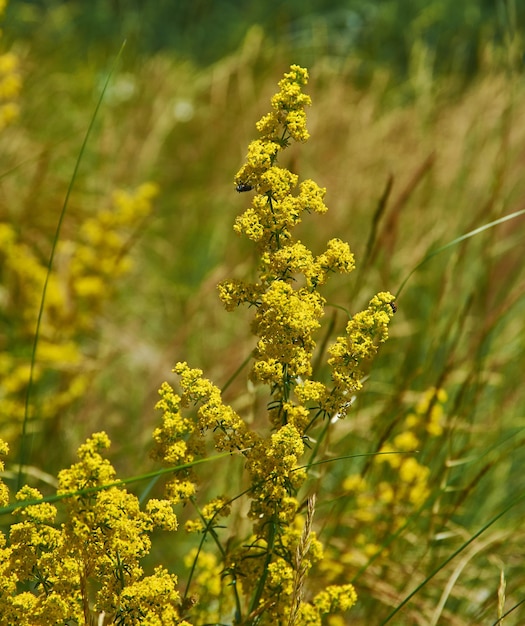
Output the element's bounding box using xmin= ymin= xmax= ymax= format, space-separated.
xmin=152 ymin=65 xmax=396 ymax=624
xmin=0 ymin=183 xmax=158 ymax=445
xmin=0 ymin=64 xmax=395 ymax=625
xmin=0 ymin=433 xmax=185 ymax=625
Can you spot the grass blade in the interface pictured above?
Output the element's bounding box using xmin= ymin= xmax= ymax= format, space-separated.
xmin=17 ymin=41 xmax=127 ymax=490
xmin=380 ymin=490 xmax=525 ymax=624
xmin=395 ymin=209 xmax=525 ymax=298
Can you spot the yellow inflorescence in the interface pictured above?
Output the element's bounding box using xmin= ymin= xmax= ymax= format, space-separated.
xmin=0 ymin=50 xmax=20 ymax=130
xmin=341 ymin=387 xmax=449 ymax=566
xmin=151 ymin=64 xmax=396 ymax=623
xmin=2 ymin=63 xmax=397 ymax=624
xmin=0 ymin=433 xmax=184 ymax=624
xmin=0 ymin=182 xmax=158 ymax=443
xmin=0 ymin=0 xmax=20 ymax=129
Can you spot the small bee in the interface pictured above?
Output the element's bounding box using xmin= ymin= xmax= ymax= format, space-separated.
xmin=236 ymin=182 xmax=254 ymax=193
xmin=389 ymin=301 xmax=398 ymax=314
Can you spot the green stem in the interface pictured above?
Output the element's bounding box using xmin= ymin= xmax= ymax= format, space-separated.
xmin=247 ymin=514 xmax=278 ymax=623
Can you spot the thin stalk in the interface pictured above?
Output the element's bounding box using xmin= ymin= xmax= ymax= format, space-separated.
xmin=17 ymin=42 xmax=127 ymax=490
xmin=380 ymin=490 xmax=525 ymax=624
xmin=395 ymin=209 xmax=525 ymax=299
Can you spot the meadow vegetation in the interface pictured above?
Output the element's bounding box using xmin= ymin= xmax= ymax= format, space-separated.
xmin=1 ymin=3 xmax=525 ymax=624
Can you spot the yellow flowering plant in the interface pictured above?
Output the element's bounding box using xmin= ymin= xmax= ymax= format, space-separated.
xmin=0 ymin=182 xmax=158 ymax=448
xmin=0 ymin=64 xmax=395 ymax=625
xmin=340 ymin=387 xmax=449 ymax=568
xmin=0 ymin=434 xmax=187 ymax=625
xmin=0 ymin=1 xmax=158 ymax=462
xmin=0 ymin=0 xmax=20 ymax=131
xmin=152 ymin=65 xmax=396 ymax=624
xmin=1 ymin=0 xmax=524 ymax=618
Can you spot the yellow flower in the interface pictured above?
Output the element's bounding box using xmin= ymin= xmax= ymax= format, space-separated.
xmin=342 ymin=474 xmax=367 ymax=493
xmin=376 ymin=443 xmax=401 ymax=468
xmin=404 ymin=387 xmax=447 ymax=436
xmin=0 ymin=47 xmax=21 ymax=131
xmin=393 ymin=430 xmax=420 ymax=451
xmin=217 ymin=278 xmax=263 ymax=310
xmin=164 ymin=479 xmax=196 ymax=504
xmin=399 ymin=457 xmax=430 ymax=486
xmin=201 ymin=496 xmax=231 ymax=522
xmin=313 ymin=584 xmax=357 ymax=614
xmin=294 ymin=380 xmax=328 ymax=404
xmin=251 ymin=281 xmax=324 ymax=384
xmin=268 ymin=558 xmax=295 ymax=596
xmin=185 ymin=519 xmax=204 ymax=534
xmin=327 ymin=292 xmax=395 ymax=417
xmin=145 ymin=499 xmax=178 ymax=531
xmin=116 ymin=566 xmax=182 ymax=624
xmin=317 ymin=238 xmax=355 ymax=274
xmin=378 ymin=481 xmax=395 ymax=504
xmin=1 ymin=432 xmax=185 ymax=623
xmin=297 ymin=602 xmax=322 ymax=625
xmin=148 ymin=64 xmax=397 ymax=623
xmin=268 ymin=423 xmax=304 ymax=469
xmin=14 ymin=486 xmax=57 ymax=524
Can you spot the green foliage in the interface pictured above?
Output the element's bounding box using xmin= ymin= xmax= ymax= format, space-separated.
xmin=4 ymin=0 xmax=525 ymax=80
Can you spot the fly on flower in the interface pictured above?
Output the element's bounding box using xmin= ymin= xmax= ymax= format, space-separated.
xmin=389 ymin=301 xmax=398 ymax=314
xmin=236 ymin=182 xmax=254 ymax=193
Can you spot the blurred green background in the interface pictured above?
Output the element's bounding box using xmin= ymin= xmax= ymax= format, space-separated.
xmin=5 ymin=0 xmax=525 ymax=77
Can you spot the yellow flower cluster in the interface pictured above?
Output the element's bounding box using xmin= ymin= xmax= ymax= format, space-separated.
xmin=0 ymin=433 xmax=187 ymax=625
xmin=69 ymin=182 xmax=159 ymax=321
xmin=342 ymin=387 xmax=448 ymax=565
xmin=0 ymin=51 xmax=20 ymax=130
xmin=405 ymin=386 xmax=447 ymax=436
xmin=182 ymin=549 xmax=224 ymax=624
xmin=0 ymin=1 xmax=20 ymax=131
xmin=325 ymin=291 xmax=396 ymax=418
xmin=0 ymin=62 xmax=396 ymax=625
xmin=152 ymin=65 xmax=396 ymax=623
xmin=0 ymin=182 xmax=158 ymax=443
xmin=291 ymin=584 xmax=357 ymax=625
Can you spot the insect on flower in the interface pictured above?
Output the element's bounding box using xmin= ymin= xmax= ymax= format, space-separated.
xmin=389 ymin=301 xmax=398 ymax=314
xmin=236 ymin=182 xmax=254 ymax=193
